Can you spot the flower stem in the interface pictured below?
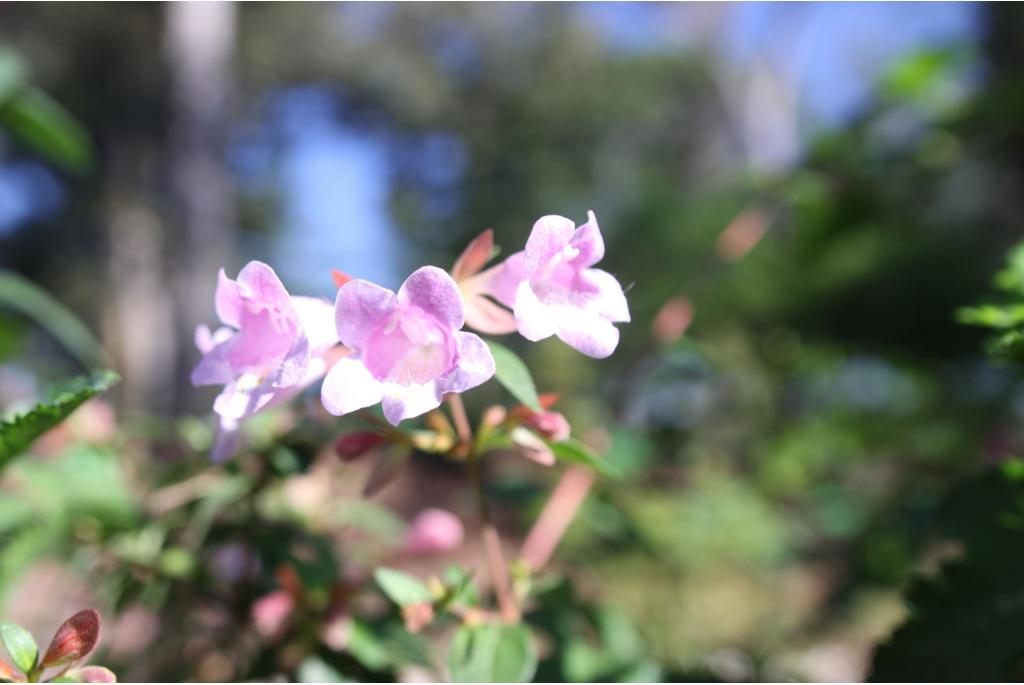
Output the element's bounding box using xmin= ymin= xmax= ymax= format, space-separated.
xmin=446 ymin=393 xmax=519 ymax=623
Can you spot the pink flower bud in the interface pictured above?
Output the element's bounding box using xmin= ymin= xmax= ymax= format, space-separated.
xmin=335 ymin=431 xmax=386 ymax=462
xmin=403 ymin=508 xmax=464 ymax=555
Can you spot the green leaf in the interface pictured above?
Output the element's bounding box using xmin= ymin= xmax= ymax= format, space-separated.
xmin=449 ymin=624 xmax=537 ymax=683
xmin=0 ymin=370 xmax=119 ymax=468
xmin=373 ymin=567 xmax=433 ymax=607
xmin=486 ymin=341 xmax=541 ymax=411
xmin=0 ymin=621 xmax=38 ymax=674
xmin=548 ymin=438 xmax=621 ymax=479
xmin=0 ymin=87 xmax=92 ymax=173
xmin=0 ymin=270 xmax=106 ymax=366
xmin=346 ymin=619 xmax=392 ymax=671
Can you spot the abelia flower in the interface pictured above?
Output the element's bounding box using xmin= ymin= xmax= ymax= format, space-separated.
xmin=192 ymin=261 xmax=339 ymax=459
xmin=321 ymin=266 xmax=495 ymax=425
xmin=485 ymin=211 xmax=630 ymax=358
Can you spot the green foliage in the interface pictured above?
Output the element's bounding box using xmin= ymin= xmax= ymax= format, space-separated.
xmin=0 ymin=270 xmax=106 ymax=366
xmin=449 ymin=624 xmax=538 ymax=683
xmin=870 ymin=461 xmax=1024 ymax=681
xmin=548 ymin=438 xmax=621 ymax=479
xmin=0 ymin=48 xmax=92 ymax=173
xmin=487 ymin=341 xmax=541 ymax=411
xmin=0 ymin=621 xmax=38 ymax=675
xmin=373 ymin=567 xmax=433 ymax=607
xmin=0 ymin=370 xmax=119 ymax=468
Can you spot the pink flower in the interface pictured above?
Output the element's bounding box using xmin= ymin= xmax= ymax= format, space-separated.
xmin=403 ymin=508 xmax=465 ymax=554
xmin=321 ymin=266 xmax=495 ymax=426
xmin=192 ymin=261 xmax=338 ymax=459
xmin=485 ymin=212 xmax=630 ymax=358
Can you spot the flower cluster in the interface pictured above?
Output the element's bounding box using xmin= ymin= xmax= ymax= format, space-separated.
xmin=192 ymin=212 xmax=629 ymax=456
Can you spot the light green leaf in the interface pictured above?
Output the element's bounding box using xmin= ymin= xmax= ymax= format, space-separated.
xmin=0 ymin=371 xmax=119 ymax=468
xmin=346 ymin=620 xmax=392 ymax=671
xmin=486 ymin=341 xmax=541 ymax=411
xmin=548 ymin=438 xmax=621 ymax=479
xmin=449 ymin=624 xmax=537 ymax=683
xmin=373 ymin=567 xmax=433 ymax=607
xmin=0 ymin=621 xmax=37 ymax=674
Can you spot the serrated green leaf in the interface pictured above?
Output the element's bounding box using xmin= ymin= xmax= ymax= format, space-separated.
xmin=0 ymin=621 xmax=38 ymax=674
xmin=449 ymin=624 xmax=537 ymax=683
xmin=548 ymin=438 xmax=621 ymax=478
xmin=0 ymin=370 xmax=119 ymax=468
xmin=373 ymin=567 xmax=433 ymax=607
xmin=486 ymin=341 xmax=540 ymax=411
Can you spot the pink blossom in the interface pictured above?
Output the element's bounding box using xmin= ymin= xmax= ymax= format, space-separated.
xmin=403 ymin=508 xmax=465 ymax=554
xmin=192 ymin=261 xmax=339 ymax=459
xmin=251 ymin=590 xmax=294 ymax=639
xmin=485 ymin=211 xmax=630 ymax=358
xmin=320 ymin=266 xmax=495 ymax=426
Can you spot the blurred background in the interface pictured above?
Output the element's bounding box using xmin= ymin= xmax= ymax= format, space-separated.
xmin=2 ymin=2 xmax=1024 ymax=682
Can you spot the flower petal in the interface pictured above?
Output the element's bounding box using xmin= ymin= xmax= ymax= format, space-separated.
xmin=381 ymin=382 xmax=443 ymax=425
xmin=463 ymin=293 xmax=518 ymax=335
xmin=570 ymin=210 xmax=604 ymax=267
xmin=213 ymin=379 xmax=276 ymax=420
xmin=321 ymin=357 xmax=386 ymax=416
xmin=397 ymin=266 xmax=465 ymax=329
xmin=481 ymin=252 xmax=527 ymax=309
xmin=236 ymin=260 xmax=294 ymax=315
xmin=437 ymin=332 xmax=496 ymax=394
xmin=336 ymin=279 xmax=398 ymax=351
xmin=291 ymin=296 xmax=339 ymax=351
xmin=514 ymin=281 xmax=559 ymax=341
xmin=215 ymin=268 xmax=244 ymax=328
xmin=524 ymin=215 xmax=576 ymax=272
xmin=451 ymin=229 xmax=494 ymax=281
xmin=191 ymin=346 xmax=234 ymax=386
xmin=582 ymin=268 xmax=630 ymax=323
xmin=556 ymin=310 xmax=620 ymax=359
xmin=211 ymin=418 xmax=241 ymax=462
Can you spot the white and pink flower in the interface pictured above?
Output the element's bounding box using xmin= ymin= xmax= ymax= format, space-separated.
xmin=484 ymin=211 xmax=630 ymax=358
xmin=320 ymin=266 xmax=495 ymax=426
xmin=192 ymin=261 xmax=338 ymax=459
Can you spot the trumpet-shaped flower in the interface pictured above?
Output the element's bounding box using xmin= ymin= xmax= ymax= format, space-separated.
xmin=192 ymin=261 xmax=338 ymax=459
xmin=321 ymin=266 xmax=495 ymax=426
xmin=485 ymin=211 xmax=630 ymax=358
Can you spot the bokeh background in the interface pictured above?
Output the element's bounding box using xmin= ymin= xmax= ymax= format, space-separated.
xmin=3 ymin=2 xmax=1024 ymax=682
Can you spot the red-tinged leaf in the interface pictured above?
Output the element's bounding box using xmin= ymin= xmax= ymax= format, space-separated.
xmin=66 ymin=666 xmax=117 ymax=683
xmin=363 ymin=449 xmax=409 ymax=497
xmin=335 ymin=431 xmax=386 ymax=462
xmin=331 ymin=270 xmax=354 ymax=289
xmin=463 ymin=294 xmax=517 ymax=335
xmin=451 ymin=229 xmax=494 ymax=281
xmin=40 ymin=610 xmax=100 ymax=670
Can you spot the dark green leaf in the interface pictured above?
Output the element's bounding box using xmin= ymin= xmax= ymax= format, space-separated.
xmin=0 ymin=371 xmax=119 ymax=468
xmin=548 ymin=438 xmax=621 ymax=478
xmin=0 ymin=621 xmax=38 ymax=674
xmin=449 ymin=624 xmax=537 ymax=683
xmin=486 ymin=341 xmax=541 ymax=411
xmin=0 ymin=87 xmax=93 ymax=173
xmin=374 ymin=567 xmax=433 ymax=607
